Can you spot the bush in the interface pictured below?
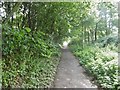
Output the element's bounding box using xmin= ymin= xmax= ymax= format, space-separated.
xmin=2 ymin=57 xmax=59 ymax=88
xmin=70 ymin=44 xmax=119 ymax=89
xmin=2 ymin=25 xmax=61 ymax=88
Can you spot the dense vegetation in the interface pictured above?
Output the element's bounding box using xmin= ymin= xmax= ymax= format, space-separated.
xmin=69 ymin=2 xmax=119 ymax=89
xmin=1 ymin=1 xmax=119 ymax=89
xmin=70 ymin=38 xmax=119 ymax=89
xmin=1 ymin=2 xmax=92 ymax=88
xmin=1 ymin=2 xmax=65 ymax=88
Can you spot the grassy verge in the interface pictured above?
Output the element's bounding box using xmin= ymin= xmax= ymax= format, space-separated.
xmin=70 ymin=44 xmax=119 ymax=89
xmin=2 ymin=54 xmax=61 ymax=88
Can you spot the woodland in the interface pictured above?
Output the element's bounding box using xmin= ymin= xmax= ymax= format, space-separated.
xmin=1 ymin=1 xmax=119 ymax=89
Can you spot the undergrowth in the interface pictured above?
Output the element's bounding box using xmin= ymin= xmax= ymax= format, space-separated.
xmin=70 ymin=43 xmax=119 ymax=89
xmin=2 ymin=25 xmax=61 ymax=88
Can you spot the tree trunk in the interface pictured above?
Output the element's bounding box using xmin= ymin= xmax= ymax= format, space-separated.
xmin=105 ymin=13 xmax=108 ymax=36
xmin=95 ymin=23 xmax=97 ymax=41
xmin=90 ymin=29 xmax=93 ymax=43
xmin=81 ymin=22 xmax=84 ymax=48
xmin=88 ymin=30 xmax=90 ymax=43
xmin=28 ymin=3 xmax=31 ymax=29
xmin=84 ymin=26 xmax=87 ymax=43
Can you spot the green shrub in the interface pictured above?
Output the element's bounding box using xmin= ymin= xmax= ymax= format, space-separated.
xmin=2 ymin=56 xmax=60 ymax=88
xmin=70 ymin=44 xmax=119 ymax=89
xmin=2 ymin=25 xmax=61 ymax=88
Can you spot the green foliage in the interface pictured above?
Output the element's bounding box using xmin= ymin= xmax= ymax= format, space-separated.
xmin=2 ymin=24 xmax=61 ymax=88
xmin=2 ymin=57 xmax=59 ymax=88
xmin=70 ymin=44 xmax=119 ymax=89
xmin=25 ymin=27 xmax=31 ymax=33
xmin=97 ymin=33 xmax=118 ymax=47
xmin=2 ymin=1 xmax=118 ymax=88
xmin=2 ymin=24 xmax=60 ymax=58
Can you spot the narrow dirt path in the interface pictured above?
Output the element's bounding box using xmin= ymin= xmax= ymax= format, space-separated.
xmin=54 ymin=48 xmax=98 ymax=88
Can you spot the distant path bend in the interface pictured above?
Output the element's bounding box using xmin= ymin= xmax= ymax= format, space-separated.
xmin=54 ymin=48 xmax=98 ymax=89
